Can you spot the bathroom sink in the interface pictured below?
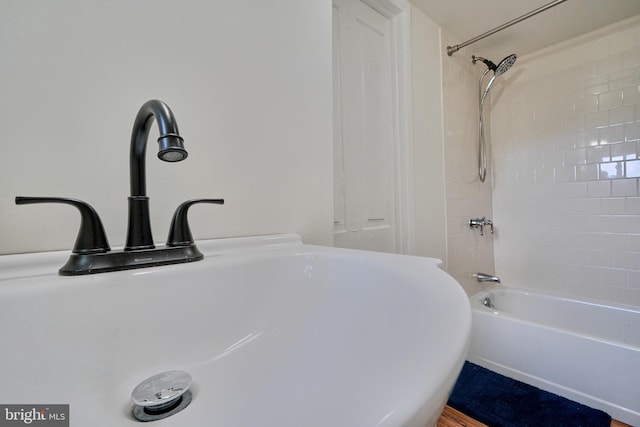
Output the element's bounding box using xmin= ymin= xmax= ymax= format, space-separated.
xmin=0 ymin=235 xmax=470 ymax=427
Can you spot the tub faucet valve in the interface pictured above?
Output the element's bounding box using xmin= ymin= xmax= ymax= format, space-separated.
xmin=469 ymin=216 xmax=493 ymax=236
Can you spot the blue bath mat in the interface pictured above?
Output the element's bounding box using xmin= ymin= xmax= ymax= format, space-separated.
xmin=447 ymin=361 xmax=611 ymax=427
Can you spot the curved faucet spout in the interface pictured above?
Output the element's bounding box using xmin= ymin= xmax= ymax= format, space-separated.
xmin=130 ymin=100 xmax=187 ymax=196
xmin=125 ymin=100 xmax=188 ymax=251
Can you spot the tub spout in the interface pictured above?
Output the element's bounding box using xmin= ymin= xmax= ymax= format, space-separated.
xmin=475 ymin=272 xmax=501 ymax=283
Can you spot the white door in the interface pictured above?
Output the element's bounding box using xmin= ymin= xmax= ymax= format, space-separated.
xmin=333 ymin=0 xmax=399 ymax=253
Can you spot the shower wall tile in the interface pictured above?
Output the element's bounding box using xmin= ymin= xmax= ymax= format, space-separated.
xmin=601 ymin=125 xmax=625 ymax=145
xmin=626 ymin=195 xmax=640 ymax=211
xmin=602 ymin=197 xmax=627 ymax=214
xmin=585 ymin=76 xmax=608 ymax=96
xmin=577 ymin=164 xmax=598 ymax=181
xmin=575 ymin=96 xmax=598 ymax=114
xmin=585 ymin=109 xmax=608 ymax=129
xmin=624 ymin=90 xmax=640 ymax=112
xmin=490 ymin=17 xmax=640 ymax=306
xmin=599 ymin=161 xmax=624 ymax=179
xmin=626 ymin=159 xmax=640 ymax=177
xmin=440 ymin=29 xmax=495 ymax=296
xmin=625 ymin=121 xmax=640 ymax=140
xmin=612 ymin=178 xmax=638 ymax=196
xmin=598 ymin=90 xmax=624 ymax=110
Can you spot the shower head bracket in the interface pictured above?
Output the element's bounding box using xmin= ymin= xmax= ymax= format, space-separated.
xmin=472 ymin=55 xmax=497 ymax=71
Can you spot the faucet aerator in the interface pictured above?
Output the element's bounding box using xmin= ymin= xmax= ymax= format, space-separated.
xmin=159 ymin=149 xmax=187 ymax=162
xmin=157 ymin=134 xmax=188 ymax=162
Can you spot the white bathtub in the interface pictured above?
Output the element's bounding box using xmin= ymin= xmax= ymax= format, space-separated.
xmin=468 ymin=286 xmax=640 ymax=426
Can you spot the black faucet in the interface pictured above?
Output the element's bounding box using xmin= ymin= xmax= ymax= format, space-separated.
xmin=126 ymin=100 xmax=188 ymax=251
xmin=16 ymin=100 xmax=224 ymax=275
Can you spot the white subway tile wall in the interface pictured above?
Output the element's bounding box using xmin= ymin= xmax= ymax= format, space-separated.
xmin=441 ymin=30 xmax=495 ymax=296
xmin=489 ymin=17 xmax=640 ymax=305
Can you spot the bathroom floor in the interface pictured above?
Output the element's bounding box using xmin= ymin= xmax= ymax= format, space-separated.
xmin=437 ymin=405 xmax=483 ymax=426
xmin=436 ymin=405 xmax=631 ymax=427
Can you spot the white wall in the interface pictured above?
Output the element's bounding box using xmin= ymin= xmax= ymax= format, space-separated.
xmin=410 ymin=6 xmax=447 ymax=262
xmin=0 ymin=0 xmax=333 ymax=255
xmin=492 ymin=17 xmax=640 ymax=306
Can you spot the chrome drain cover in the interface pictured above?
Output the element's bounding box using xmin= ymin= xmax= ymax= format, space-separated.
xmin=131 ymin=370 xmax=192 ymax=422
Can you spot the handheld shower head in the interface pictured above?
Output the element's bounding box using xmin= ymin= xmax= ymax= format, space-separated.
xmin=472 ymin=54 xmax=517 ymax=76
xmin=495 ymin=54 xmax=517 ymax=76
xmin=473 ymin=53 xmax=518 ymax=97
xmin=471 ymin=53 xmax=517 ymax=183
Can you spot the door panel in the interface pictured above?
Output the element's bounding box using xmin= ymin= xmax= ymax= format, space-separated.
xmin=333 ymin=0 xmax=397 ymax=253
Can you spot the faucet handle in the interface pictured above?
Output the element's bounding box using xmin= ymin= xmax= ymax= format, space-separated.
xmin=166 ymin=199 xmax=224 ymax=247
xmin=469 ymin=216 xmax=486 ymax=236
xmin=486 ymin=218 xmax=494 ymax=234
xmin=15 ymin=196 xmax=110 ymax=254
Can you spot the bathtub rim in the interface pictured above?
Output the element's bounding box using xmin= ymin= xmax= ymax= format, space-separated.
xmin=470 ymin=285 xmax=640 ymax=349
xmin=470 ymin=284 xmax=640 ymax=313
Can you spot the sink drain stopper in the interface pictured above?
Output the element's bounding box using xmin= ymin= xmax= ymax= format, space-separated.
xmin=131 ymin=370 xmax=193 ymax=422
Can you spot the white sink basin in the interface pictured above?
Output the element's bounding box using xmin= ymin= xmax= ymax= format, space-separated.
xmin=0 ymin=235 xmax=470 ymax=427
